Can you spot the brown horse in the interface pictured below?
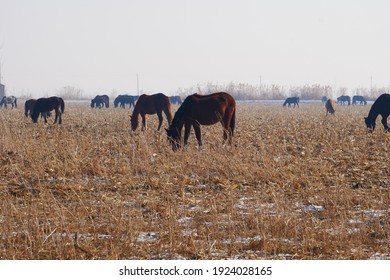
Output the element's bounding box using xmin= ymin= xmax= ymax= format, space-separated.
xmin=364 ymin=93 xmax=390 ymax=132
xmin=130 ymin=93 xmax=173 ymax=131
xmin=166 ymin=92 xmax=236 ymax=150
xmin=325 ymin=99 xmax=336 ymax=115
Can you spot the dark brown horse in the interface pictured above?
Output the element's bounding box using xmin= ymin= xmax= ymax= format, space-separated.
xmin=25 ymin=99 xmax=37 ymax=117
xmin=130 ymin=93 xmax=172 ymax=131
xmin=166 ymin=92 xmax=236 ymax=150
xmin=364 ymin=93 xmax=390 ymax=132
xmin=31 ymin=96 xmax=65 ymax=124
xmin=325 ymin=99 xmax=336 ymax=115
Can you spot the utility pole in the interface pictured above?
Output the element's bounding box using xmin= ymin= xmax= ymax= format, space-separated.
xmin=137 ymin=73 xmax=139 ymax=95
xmin=370 ymin=76 xmax=372 ymax=97
xmin=259 ymin=75 xmax=262 ymax=95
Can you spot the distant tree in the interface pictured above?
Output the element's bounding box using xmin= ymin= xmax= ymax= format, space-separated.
xmin=57 ymin=86 xmax=84 ymax=99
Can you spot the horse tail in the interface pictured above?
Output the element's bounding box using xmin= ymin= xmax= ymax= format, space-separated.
xmin=230 ymin=107 xmax=236 ymax=136
xmin=59 ymin=97 xmax=65 ymax=113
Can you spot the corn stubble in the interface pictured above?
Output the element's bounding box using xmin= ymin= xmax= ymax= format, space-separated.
xmin=0 ymin=103 xmax=389 ymax=260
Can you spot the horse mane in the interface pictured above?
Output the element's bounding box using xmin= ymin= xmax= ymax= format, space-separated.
xmin=171 ymin=94 xmax=195 ymax=127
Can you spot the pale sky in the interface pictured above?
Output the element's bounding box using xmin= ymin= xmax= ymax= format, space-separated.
xmin=0 ymin=0 xmax=389 ymax=97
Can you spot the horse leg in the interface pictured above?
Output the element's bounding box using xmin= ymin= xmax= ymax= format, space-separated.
xmin=141 ymin=114 xmax=146 ymax=131
xmin=157 ymin=111 xmax=163 ymax=131
xmin=54 ymin=109 xmax=58 ymax=124
xmin=381 ymin=115 xmax=389 ymax=131
xmin=193 ymin=123 xmax=203 ymax=148
xmin=58 ymin=110 xmax=62 ymax=124
xmin=184 ymin=123 xmax=192 ymax=146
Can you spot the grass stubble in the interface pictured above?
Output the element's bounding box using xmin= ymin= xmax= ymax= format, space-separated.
xmin=0 ymin=102 xmax=389 ymax=260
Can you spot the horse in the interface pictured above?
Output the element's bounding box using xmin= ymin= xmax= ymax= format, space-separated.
xmin=364 ymin=93 xmax=390 ymax=132
xmin=114 ymin=94 xmax=138 ymax=108
xmin=337 ymin=95 xmax=351 ymax=105
xmin=0 ymin=96 xmax=17 ymax=108
xmin=91 ymin=95 xmax=109 ymax=108
xmin=321 ymin=96 xmax=328 ymax=105
xmin=352 ymin=95 xmax=367 ymax=105
xmin=166 ymin=92 xmax=236 ymax=151
xmin=31 ymin=96 xmax=65 ymax=124
xmin=25 ymin=99 xmax=36 ymax=117
xmin=170 ymin=95 xmax=183 ymax=105
xmin=130 ymin=93 xmax=173 ymax=131
xmin=325 ymin=99 xmax=336 ymax=115
xmin=25 ymin=99 xmax=52 ymax=119
xmin=283 ymin=97 xmax=300 ymax=108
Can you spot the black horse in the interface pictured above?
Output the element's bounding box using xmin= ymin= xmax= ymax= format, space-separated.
xmin=91 ymin=95 xmax=109 ymax=108
xmin=352 ymin=95 xmax=367 ymax=105
xmin=337 ymin=95 xmax=351 ymax=105
xmin=283 ymin=97 xmax=300 ymax=108
xmin=364 ymin=93 xmax=390 ymax=132
xmin=31 ymin=97 xmax=65 ymax=124
xmin=0 ymin=96 xmax=17 ymax=108
xmin=25 ymin=99 xmax=51 ymax=119
xmin=170 ymin=96 xmax=183 ymax=105
xmin=114 ymin=95 xmax=138 ymax=108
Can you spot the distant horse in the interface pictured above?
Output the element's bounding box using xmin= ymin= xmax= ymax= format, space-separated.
xmin=321 ymin=96 xmax=328 ymax=105
xmin=0 ymin=96 xmax=17 ymax=108
xmin=166 ymin=92 xmax=236 ymax=151
xmin=364 ymin=93 xmax=390 ymax=132
xmin=114 ymin=94 xmax=137 ymax=108
xmin=170 ymin=96 xmax=183 ymax=105
xmin=31 ymin=96 xmax=65 ymax=124
xmin=91 ymin=95 xmax=109 ymax=108
xmin=130 ymin=93 xmax=172 ymax=131
xmin=352 ymin=95 xmax=367 ymax=105
xmin=283 ymin=97 xmax=300 ymax=108
xmin=337 ymin=95 xmax=351 ymax=105
xmin=325 ymin=99 xmax=336 ymax=115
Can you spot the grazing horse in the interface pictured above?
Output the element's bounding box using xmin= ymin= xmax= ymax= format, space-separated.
xmin=166 ymin=92 xmax=236 ymax=151
xmin=364 ymin=93 xmax=390 ymax=132
xmin=114 ymin=94 xmax=137 ymax=108
xmin=325 ymin=99 xmax=336 ymax=115
xmin=25 ymin=99 xmax=51 ymax=119
xmin=283 ymin=97 xmax=300 ymax=108
xmin=31 ymin=96 xmax=65 ymax=124
xmin=91 ymin=95 xmax=109 ymax=108
xmin=130 ymin=93 xmax=172 ymax=131
xmin=352 ymin=95 xmax=367 ymax=105
xmin=0 ymin=96 xmax=17 ymax=108
xmin=24 ymin=99 xmax=37 ymax=117
xmin=337 ymin=95 xmax=351 ymax=105
xmin=170 ymin=95 xmax=183 ymax=105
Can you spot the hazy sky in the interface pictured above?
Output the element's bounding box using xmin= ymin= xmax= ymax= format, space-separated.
xmin=0 ymin=0 xmax=389 ymax=97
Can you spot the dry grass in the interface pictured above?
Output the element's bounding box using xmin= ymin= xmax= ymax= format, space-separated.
xmin=0 ymin=101 xmax=389 ymax=260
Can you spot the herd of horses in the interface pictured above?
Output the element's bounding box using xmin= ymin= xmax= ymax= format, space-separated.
xmin=1 ymin=92 xmax=389 ymax=150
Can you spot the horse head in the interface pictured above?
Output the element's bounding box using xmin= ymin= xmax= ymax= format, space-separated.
xmin=130 ymin=115 xmax=138 ymax=131
xmin=364 ymin=117 xmax=375 ymax=132
xmin=166 ymin=127 xmax=181 ymax=151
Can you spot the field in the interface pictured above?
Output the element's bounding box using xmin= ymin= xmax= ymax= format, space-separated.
xmin=0 ymin=101 xmax=389 ymax=260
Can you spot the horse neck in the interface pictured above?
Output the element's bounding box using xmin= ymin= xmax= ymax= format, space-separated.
xmin=366 ymin=106 xmax=379 ymax=122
